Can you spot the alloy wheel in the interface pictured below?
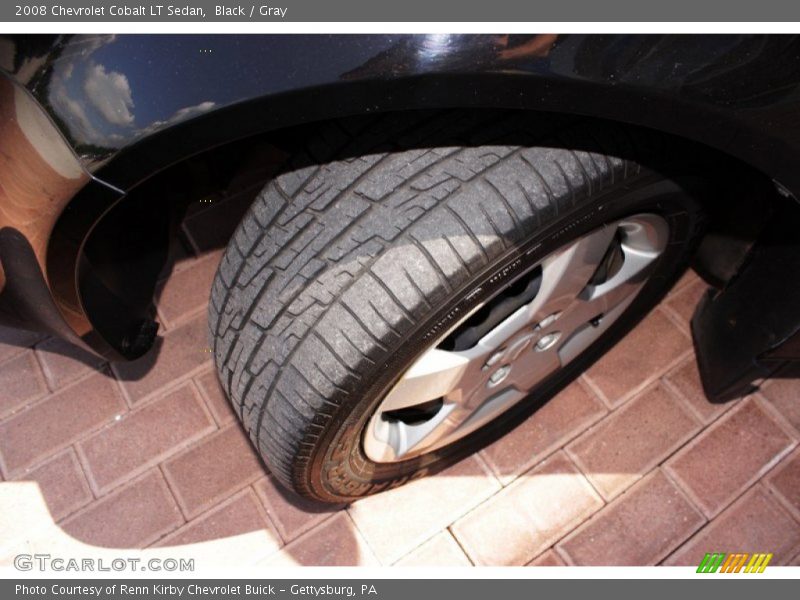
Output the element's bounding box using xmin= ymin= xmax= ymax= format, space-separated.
xmin=363 ymin=213 xmax=669 ymax=463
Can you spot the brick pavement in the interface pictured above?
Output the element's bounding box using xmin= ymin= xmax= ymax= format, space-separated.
xmin=0 ymin=194 xmax=799 ymax=568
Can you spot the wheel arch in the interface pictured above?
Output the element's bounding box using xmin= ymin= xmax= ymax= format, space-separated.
xmin=45 ymin=74 xmax=789 ymax=361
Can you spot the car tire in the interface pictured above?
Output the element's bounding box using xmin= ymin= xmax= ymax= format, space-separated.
xmin=209 ymin=111 xmax=707 ymax=503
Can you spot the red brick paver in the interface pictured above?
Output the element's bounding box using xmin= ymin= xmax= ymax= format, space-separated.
xmin=0 ymin=372 xmax=125 ymax=477
xmin=17 ymin=449 xmax=93 ymax=522
xmin=348 ymin=456 xmax=500 ymax=565
xmin=195 ymin=366 xmax=236 ymax=427
xmin=260 ymin=512 xmax=378 ymax=567
xmin=662 ymin=278 xmax=707 ymax=334
xmin=556 ymin=470 xmax=705 ymax=565
xmin=162 ymin=423 xmax=266 ymax=519
xmin=253 ymin=476 xmax=339 ymax=544
xmin=60 ymin=470 xmax=183 ymax=549
xmin=35 ymin=337 xmax=105 ymax=390
xmin=664 ymin=485 xmax=800 ymax=566
xmin=566 ymin=382 xmax=701 ymax=500
xmin=395 ymin=532 xmax=472 ymax=567
xmin=766 ymin=448 xmax=800 ymax=521
xmin=451 ymin=452 xmax=603 ymax=565
xmin=0 ymin=195 xmax=798 ymax=567
xmin=78 ymin=382 xmax=216 ymax=494
xmin=761 ymin=374 xmax=800 ymax=435
xmin=664 ymin=397 xmax=795 ymax=518
xmin=0 ymin=351 xmax=47 ymax=418
xmin=154 ymin=488 xmax=281 ymax=558
xmin=585 ymin=308 xmax=691 ymax=407
xmin=480 ymin=379 xmax=607 ymax=484
xmin=663 ymin=355 xmax=733 ymax=424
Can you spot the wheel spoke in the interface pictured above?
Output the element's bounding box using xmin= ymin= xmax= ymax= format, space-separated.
xmin=554 ymin=215 xmax=669 ymax=363
xmin=557 ymin=293 xmax=635 ymax=364
xmin=475 ymin=224 xmax=618 ymax=352
xmin=525 ymin=224 xmax=619 ymax=321
xmin=379 ymin=348 xmax=472 ymax=412
xmin=381 ymin=385 xmax=528 ymax=460
xmin=430 ymin=387 xmax=525 ymax=447
xmin=555 ymin=274 xmax=640 ymax=342
xmin=366 ymin=403 xmax=458 ymax=461
xmin=585 ymin=218 xmax=666 ymax=304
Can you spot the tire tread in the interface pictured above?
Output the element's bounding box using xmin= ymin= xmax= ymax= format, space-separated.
xmin=209 ymin=112 xmax=663 ymax=496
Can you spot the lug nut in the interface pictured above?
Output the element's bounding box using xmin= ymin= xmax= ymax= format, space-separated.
xmin=535 ymin=332 xmax=561 ymax=351
xmin=488 ymin=364 xmax=511 ymax=386
xmin=536 ymin=312 xmax=561 ymax=330
xmin=483 ymin=349 xmax=506 ymax=370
